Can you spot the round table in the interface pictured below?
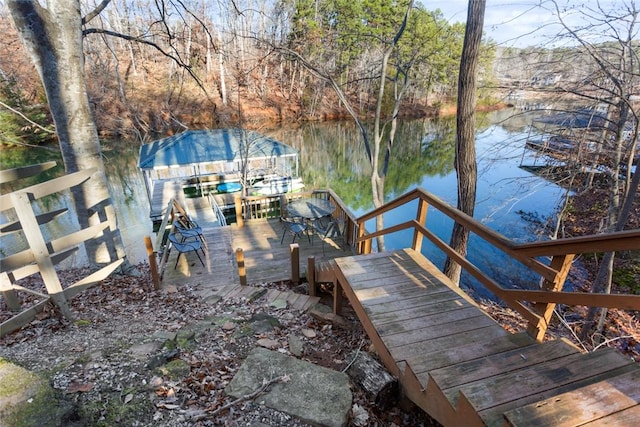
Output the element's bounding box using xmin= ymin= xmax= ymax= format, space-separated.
xmin=287 ymin=198 xmax=335 ymax=220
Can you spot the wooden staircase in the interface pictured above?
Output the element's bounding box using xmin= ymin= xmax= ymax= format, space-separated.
xmin=331 ymin=248 xmax=640 ymax=426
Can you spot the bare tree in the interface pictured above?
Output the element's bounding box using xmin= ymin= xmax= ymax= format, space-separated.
xmin=540 ymin=0 xmax=640 ymax=339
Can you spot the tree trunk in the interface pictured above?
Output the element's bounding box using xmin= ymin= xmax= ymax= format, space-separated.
xmin=443 ymin=0 xmax=486 ymax=285
xmin=8 ymin=0 xmax=125 ymax=266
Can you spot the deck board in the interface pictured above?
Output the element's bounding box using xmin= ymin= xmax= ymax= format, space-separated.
xmin=503 ymin=369 xmax=640 ymax=427
xmin=448 ymin=348 xmax=635 ymax=424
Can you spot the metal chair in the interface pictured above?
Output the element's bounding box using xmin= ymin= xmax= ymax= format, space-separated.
xmin=280 ymin=217 xmax=311 ymax=244
xmin=168 ymin=232 xmax=205 ymax=269
xmin=311 ymin=215 xmax=344 ymax=254
xmin=173 ymin=217 xmax=205 ymax=244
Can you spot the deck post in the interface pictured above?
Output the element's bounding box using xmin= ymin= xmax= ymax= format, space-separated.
xmin=526 ymin=253 xmax=575 ymax=341
xmin=290 ymin=243 xmax=300 ymax=285
xmin=333 ymin=278 xmax=343 ymax=315
xmin=234 ymin=196 xmax=244 ymax=227
xmin=145 ymin=236 xmax=160 ymax=290
xmin=307 ymin=256 xmax=316 ymax=296
xmin=412 ymin=198 xmax=429 ymax=252
xmin=279 ymin=194 xmax=288 ymax=218
xmin=236 ymin=248 xmax=246 ymax=286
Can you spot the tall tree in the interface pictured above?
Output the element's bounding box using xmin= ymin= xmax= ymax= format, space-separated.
xmin=7 ymin=0 xmax=126 ymax=266
xmin=443 ymin=0 xmax=486 ymax=284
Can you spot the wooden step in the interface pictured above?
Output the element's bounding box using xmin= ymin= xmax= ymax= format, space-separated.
xmin=502 ymin=367 xmax=640 ymax=426
xmin=431 ymin=338 xmax=580 ymax=393
xmin=451 ymin=347 xmax=637 ymax=426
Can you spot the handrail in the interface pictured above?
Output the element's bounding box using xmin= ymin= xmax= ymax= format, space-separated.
xmin=354 ymin=187 xmax=640 ymax=341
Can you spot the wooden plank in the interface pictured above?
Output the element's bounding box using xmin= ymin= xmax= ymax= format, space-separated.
xmin=300 ymin=295 xmax=321 ymax=311
xmin=480 ymin=364 xmax=639 ymax=427
xmin=0 ymin=161 xmax=56 ymax=184
xmin=451 ymin=348 xmax=634 ymax=413
xmin=0 ymin=298 xmax=51 ymax=338
xmin=367 ymin=295 xmax=474 ymax=325
xmin=375 ymin=306 xmax=486 ymax=336
xmin=390 ymin=325 xmax=508 ymax=363
xmin=10 ymin=192 xmax=72 ymax=320
xmin=0 ymin=208 xmax=68 ymax=235
xmin=431 ymin=339 xmax=579 ymax=391
xmin=407 ymin=329 xmax=530 ymax=377
xmin=354 ymin=286 xmax=454 ymax=309
xmin=65 ymin=259 xmax=124 ymax=299
xmin=7 ymin=248 xmax=79 ymax=282
xmin=503 ymin=369 xmax=640 ymax=427
xmin=0 ymin=168 xmax=95 ymax=210
xmin=580 ymin=404 xmax=640 ymax=426
xmin=381 ymin=314 xmax=498 ymax=349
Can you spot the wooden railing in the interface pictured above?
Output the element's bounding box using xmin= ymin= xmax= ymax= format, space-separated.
xmin=234 ymin=189 xmax=360 ymax=247
xmin=355 ymin=187 xmax=640 ymax=341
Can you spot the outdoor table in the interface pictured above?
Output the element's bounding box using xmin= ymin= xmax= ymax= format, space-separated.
xmin=287 ymin=198 xmax=336 ymax=221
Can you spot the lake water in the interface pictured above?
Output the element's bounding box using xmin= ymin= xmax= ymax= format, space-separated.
xmin=1 ymin=108 xmax=566 ymax=300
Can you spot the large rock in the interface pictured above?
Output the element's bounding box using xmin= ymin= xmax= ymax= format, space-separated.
xmin=0 ymin=358 xmax=71 ymax=427
xmin=227 ymin=347 xmax=352 ymax=427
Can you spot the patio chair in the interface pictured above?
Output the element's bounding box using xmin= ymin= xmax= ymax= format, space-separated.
xmin=168 ymin=232 xmax=205 ymax=269
xmin=311 ymin=215 xmax=344 ymax=254
xmin=173 ymin=216 xmax=205 ymax=244
xmin=280 ymin=217 xmax=311 ymax=244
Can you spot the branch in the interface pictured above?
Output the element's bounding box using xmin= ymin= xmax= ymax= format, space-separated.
xmin=193 ymin=375 xmax=290 ymax=421
xmin=0 ymin=100 xmax=55 ymax=134
xmin=82 ymin=28 xmax=210 ymax=99
xmin=82 ymin=0 xmax=112 ymax=26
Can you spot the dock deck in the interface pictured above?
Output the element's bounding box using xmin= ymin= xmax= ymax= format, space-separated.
xmin=161 ymin=218 xmax=350 ymax=302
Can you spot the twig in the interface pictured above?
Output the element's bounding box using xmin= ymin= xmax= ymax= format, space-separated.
xmin=342 ymin=339 xmax=366 ymax=373
xmin=194 ymin=374 xmax=289 ymax=420
xmin=553 ymin=308 xmax=588 ymax=352
xmin=592 ymin=335 xmax=634 ymax=352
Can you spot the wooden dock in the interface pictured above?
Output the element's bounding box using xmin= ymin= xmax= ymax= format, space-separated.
xmin=333 ymin=248 xmax=640 ymax=426
xmin=161 ymin=219 xmax=349 ymax=307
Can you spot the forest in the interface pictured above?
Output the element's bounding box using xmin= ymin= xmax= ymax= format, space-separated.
xmin=0 ymin=0 xmax=476 ymax=145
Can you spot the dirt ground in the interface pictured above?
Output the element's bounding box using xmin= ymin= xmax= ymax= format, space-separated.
xmin=0 ymin=267 xmax=441 ymax=427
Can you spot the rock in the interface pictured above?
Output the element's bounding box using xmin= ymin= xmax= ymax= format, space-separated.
xmin=0 ymin=358 xmax=72 ymax=427
xmin=256 ymin=338 xmax=280 ymax=349
xmin=288 ymin=334 xmax=304 ymax=357
xmin=129 ymin=341 xmax=164 ymax=359
xmin=164 ymin=285 xmax=178 ymax=293
xmin=176 ymin=329 xmax=197 ymax=349
xmin=227 ymin=348 xmax=352 ymax=427
xmin=222 ymin=321 xmax=236 ymax=331
xmin=249 ymin=313 xmax=282 ymax=334
xmin=301 ymin=328 xmax=316 ymax=338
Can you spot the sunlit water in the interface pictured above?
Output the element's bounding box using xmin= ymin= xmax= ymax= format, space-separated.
xmin=1 ymin=108 xmax=567 ymax=300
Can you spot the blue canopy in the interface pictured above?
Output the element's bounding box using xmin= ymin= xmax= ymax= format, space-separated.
xmin=138 ymin=129 xmax=297 ymax=170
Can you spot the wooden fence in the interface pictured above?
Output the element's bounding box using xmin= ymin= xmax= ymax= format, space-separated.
xmin=0 ymin=162 xmax=123 ymax=337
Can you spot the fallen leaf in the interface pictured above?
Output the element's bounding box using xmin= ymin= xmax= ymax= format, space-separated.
xmin=124 ymin=393 xmax=133 ymax=404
